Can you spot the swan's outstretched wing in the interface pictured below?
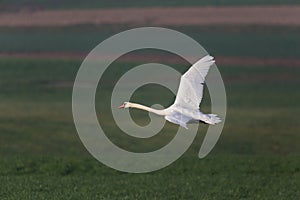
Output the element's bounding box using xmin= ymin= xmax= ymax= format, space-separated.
xmin=174 ymin=55 xmax=215 ymax=109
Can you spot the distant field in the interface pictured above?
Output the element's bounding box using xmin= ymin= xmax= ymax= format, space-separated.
xmin=0 ymin=0 xmax=300 ymax=11
xmin=1 ymin=6 xmax=300 ymax=27
xmin=1 ymin=26 xmax=300 ymax=59
xmin=0 ymin=58 xmax=299 ymax=156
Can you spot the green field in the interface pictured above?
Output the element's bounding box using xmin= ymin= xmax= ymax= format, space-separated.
xmin=1 ymin=26 xmax=300 ymax=58
xmin=0 ymin=56 xmax=299 ymax=198
xmin=1 ymin=156 xmax=299 ymax=199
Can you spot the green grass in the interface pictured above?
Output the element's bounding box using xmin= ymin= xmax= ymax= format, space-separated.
xmin=1 ymin=58 xmax=299 ymax=156
xmin=0 ymin=58 xmax=299 ymax=199
xmin=1 ymin=156 xmax=300 ymax=199
xmin=1 ymin=26 xmax=300 ymax=59
xmin=0 ymin=0 xmax=299 ymax=11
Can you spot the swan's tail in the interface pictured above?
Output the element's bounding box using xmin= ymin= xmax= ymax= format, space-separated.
xmin=203 ymin=114 xmax=222 ymax=125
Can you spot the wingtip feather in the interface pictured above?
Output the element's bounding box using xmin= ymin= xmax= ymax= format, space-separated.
xmin=198 ymin=55 xmax=215 ymax=64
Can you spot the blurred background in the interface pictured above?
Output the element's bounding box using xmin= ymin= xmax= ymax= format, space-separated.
xmin=0 ymin=0 xmax=299 ymax=199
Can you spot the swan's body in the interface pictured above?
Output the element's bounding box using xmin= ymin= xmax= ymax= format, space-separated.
xmin=119 ymin=55 xmax=221 ymax=129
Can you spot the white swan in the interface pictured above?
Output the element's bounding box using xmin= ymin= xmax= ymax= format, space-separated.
xmin=118 ymin=55 xmax=221 ymax=129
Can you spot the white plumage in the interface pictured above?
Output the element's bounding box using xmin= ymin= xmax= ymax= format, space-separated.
xmin=119 ymin=55 xmax=221 ymax=129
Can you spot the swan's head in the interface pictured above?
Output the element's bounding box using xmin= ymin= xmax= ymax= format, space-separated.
xmin=118 ymin=102 xmax=130 ymax=109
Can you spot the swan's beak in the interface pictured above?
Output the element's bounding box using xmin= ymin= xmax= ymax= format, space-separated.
xmin=118 ymin=104 xmax=125 ymax=109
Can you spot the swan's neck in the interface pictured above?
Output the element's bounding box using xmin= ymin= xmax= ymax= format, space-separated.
xmin=128 ymin=102 xmax=166 ymax=116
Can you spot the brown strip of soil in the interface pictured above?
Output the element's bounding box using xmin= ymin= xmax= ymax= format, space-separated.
xmin=0 ymin=6 xmax=300 ymax=27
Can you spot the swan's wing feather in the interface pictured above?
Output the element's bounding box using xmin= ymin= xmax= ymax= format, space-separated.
xmin=165 ymin=113 xmax=193 ymax=129
xmin=174 ymin=55 xmax=215 ymax=109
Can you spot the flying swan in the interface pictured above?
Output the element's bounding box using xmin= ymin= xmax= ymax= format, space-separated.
xmin=118 ymin=55 xmax=221 ymax=129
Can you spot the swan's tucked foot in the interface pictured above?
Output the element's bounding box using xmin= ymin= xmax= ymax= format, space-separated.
xmin=203 ymin=114 xmax=221 ymax=125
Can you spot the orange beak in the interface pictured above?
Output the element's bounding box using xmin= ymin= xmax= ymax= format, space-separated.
xmin=118 ymin=104 xmax=125 ymax=109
